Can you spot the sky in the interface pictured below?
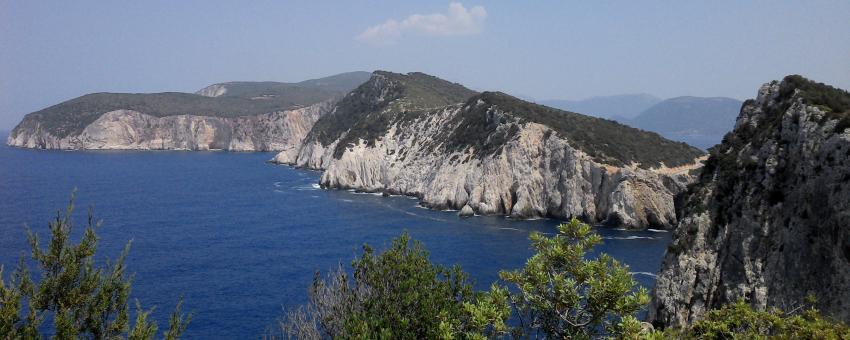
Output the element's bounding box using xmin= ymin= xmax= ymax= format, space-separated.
xmin=1 ymin=1 xmax=849 ymax=130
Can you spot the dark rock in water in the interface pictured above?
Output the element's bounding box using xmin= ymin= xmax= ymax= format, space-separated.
xmin=649 ymin=75 xmax=850 ymax=327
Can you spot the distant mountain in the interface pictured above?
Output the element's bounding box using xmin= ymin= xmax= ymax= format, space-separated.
xmin=6 ymin=72 xmax=371 ymax=150
xmin=628 ymin=96 xmax=742 ymax=150
xmin=196 ymin=71 xmax=372 ymax=98
xmin=539 ymin=94 xmax=662 ymax=120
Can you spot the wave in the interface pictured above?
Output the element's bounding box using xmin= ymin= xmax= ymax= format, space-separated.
xmin=630 ymin=272 xmax=658 ymax=278
xmin=603 ymin=236 xmax=658 ymax=240
xmin=293 ymin=184 xmax=319 ymax=191
xmin=646 ymin=229 xmax=669 ymax=233
xmin=273 ymin=181 xmax=283 ymax=188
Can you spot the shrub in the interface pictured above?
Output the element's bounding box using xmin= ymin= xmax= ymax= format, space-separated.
xmin=670 ymin=298 xmax=850 ymax=339
xmin=0 ymin=194 xmax=190 ymax=339
xmin=499 ymin=217 xmax=650 ymax=339
xmin=273 ymin=232 xmax=509 ymax=339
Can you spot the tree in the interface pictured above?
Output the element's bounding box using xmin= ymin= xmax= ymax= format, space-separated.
xmin=274 ymin=232 xmax=510 ymax=339
xmin=0 ymin=193 xmax=190 ymax=339
xmin=499 ymin=217 xmax=649 ymax=339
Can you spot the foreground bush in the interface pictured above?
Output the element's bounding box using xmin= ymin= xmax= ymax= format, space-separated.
xmin=0 ymin=195 xmax=190 ymax=339
xmin=500 ymin=217 xmax=649 ymax=339
xmin=276 ymin=218 xmax=651 ymax=339
xmin=274 ymin=233 xmax=509 ymax=339
xmin=652 ymin=299 xmax=850 ymax=339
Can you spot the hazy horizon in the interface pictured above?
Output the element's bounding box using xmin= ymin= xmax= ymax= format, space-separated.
xmin=2 ymin=1 xmax=849 ymax=130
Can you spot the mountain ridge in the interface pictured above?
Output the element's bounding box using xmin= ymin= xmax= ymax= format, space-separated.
xmin=275 ymin=71 xmax=705 ymax=228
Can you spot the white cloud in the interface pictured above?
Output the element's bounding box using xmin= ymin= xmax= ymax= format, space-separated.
xmin=356 ymin=3 xmax=487 ymax=45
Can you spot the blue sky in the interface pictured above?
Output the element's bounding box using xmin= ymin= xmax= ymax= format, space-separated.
xmin=1 ymin=1 xmax=849 ymax=130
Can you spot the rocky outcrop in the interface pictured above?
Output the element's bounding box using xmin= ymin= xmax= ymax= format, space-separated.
xmin=7 ymin=100 xmax=333 ymax=152
xmin=274 ymin=71 xmax=705 ymax=229
xmin=196 ymin=84 xmax=227 ymax=97
xmin=649 ymin=76 xmax=850 ymax=327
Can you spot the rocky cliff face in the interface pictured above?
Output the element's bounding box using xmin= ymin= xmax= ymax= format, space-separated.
xmin=7 ymin=100 xmax=333 ymax=152
xmin=275 ymin=72 xmax=705 ymax=229
xmin=649 ymin=76 xmax=850 ymax=327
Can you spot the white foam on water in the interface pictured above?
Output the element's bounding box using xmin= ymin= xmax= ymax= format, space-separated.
xmin=630 ymin=272 xmax=658 ymax=278
xmin=603 ymin=236 xmax=658 ymax=240
xmin=273 ymin=181 xmax=283 ymax=188
xmin=646 ymin=229 xmax=668 ymax=233
xmin=498 ymin=227 xmax=522 ymax=232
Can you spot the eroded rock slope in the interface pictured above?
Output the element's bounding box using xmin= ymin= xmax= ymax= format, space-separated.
xmin=276 ymin=71 xmax=705 ymax=228
xmin=649 ymin=75 xmax=850 ymax=326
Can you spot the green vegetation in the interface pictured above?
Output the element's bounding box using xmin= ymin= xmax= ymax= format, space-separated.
xmin=0 ymin=195 xmax=190 ymax=339
xmin=23 ymin=90 xmax=330 ymax=139
xmin=499 ymin=218 xmax=650 ymax=339
xmin=280 ymin=217 xmax=850 ymax=339
xmin=451 ymin=92 xmax=704 ymax=168
xmin=652 ymin=299 xmax=850 ymax=339
xmin=7 ymin=197 xmax=846 ymax=338
xmin=210 ymin=72 xmax=371 ymax=98
xmin=685 ymin=75 xmax=850 ymax=227
xmin=274 ymin=232 xmax=509 ymax=339
xmin=308 ymin=71 xmax=701 ymax=168
xmin=779 ymin=75 xmax=850 ymax=133
xmin=17 ymin=72 xmax=372 ymax=139
xmin=376 ymin=71 xmax=478 ymax=110
xmin=275 ymin=218 xmax=649 ymax=339
xmin=301 ymin=71 xmax=478 ymax=158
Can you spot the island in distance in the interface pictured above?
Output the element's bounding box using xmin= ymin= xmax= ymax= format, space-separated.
xmin=541 ymin=94 xmax=743 ymax=150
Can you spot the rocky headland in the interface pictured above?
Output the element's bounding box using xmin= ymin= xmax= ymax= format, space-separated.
xmin=274 ymin=71 xmax=706 ymax=229
xmin=649 ymin=75 xmax=850 ymax=326
xmin=6 ymin=72 xmax=371 ymax=152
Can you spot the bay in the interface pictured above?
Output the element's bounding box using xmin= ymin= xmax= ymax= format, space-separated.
xmin=0 ymin=133 xmax=670 ymax=338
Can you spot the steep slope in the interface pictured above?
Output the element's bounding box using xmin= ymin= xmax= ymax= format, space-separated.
xmin=649 ymin=75 xmax=850 ymax=327
xmin=276 ymin=71 xmax=704 ymax=228
xmin=629 ymin=96 xmax=743 ymax=150
xmin=6 ymin=72 xmax=370 ymax=151
xmin=539 ymin=94 xmax=661 ymax=120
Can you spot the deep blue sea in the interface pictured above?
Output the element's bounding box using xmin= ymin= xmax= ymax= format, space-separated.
xmin=0 ymin=132 xmax=670 ymax=338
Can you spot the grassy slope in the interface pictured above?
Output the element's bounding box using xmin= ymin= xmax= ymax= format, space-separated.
xmin=17 ymin=72 xmax=372 ymax=138
xmin=309 ymin=71 xmax=703 ymax=169
xmin=450 ymin=92 xmax=705 ymax=168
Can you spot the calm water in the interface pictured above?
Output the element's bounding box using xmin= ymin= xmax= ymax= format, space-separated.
xmin=0 ymin=132 xmax=670 ymax=338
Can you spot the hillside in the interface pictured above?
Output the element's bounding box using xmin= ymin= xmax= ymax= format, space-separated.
xmin=12 ymin=72 xmax=370 ymax=140
xmin=196 ymin=71 xmax=371 ymax=98
xmin=277 ymin=71 xmax=704 ymax=228
xmin=472 ymin=92 xmax=703 ymax=168
xmin=302 ymin=70 xmax=479 ymax=156
xmin=539 ymin=94 xmax=661 ymax=120
xmin=5 ymin=72 xmax=369 ymax=151
xmin=628 ymin=96 xmax=743 ymax=149
xmin=649 ymin=75 xmax=850 ymax=327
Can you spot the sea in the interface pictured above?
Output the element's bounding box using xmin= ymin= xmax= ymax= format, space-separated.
xmin=0 ymin=132 xmax=670 ymax=338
